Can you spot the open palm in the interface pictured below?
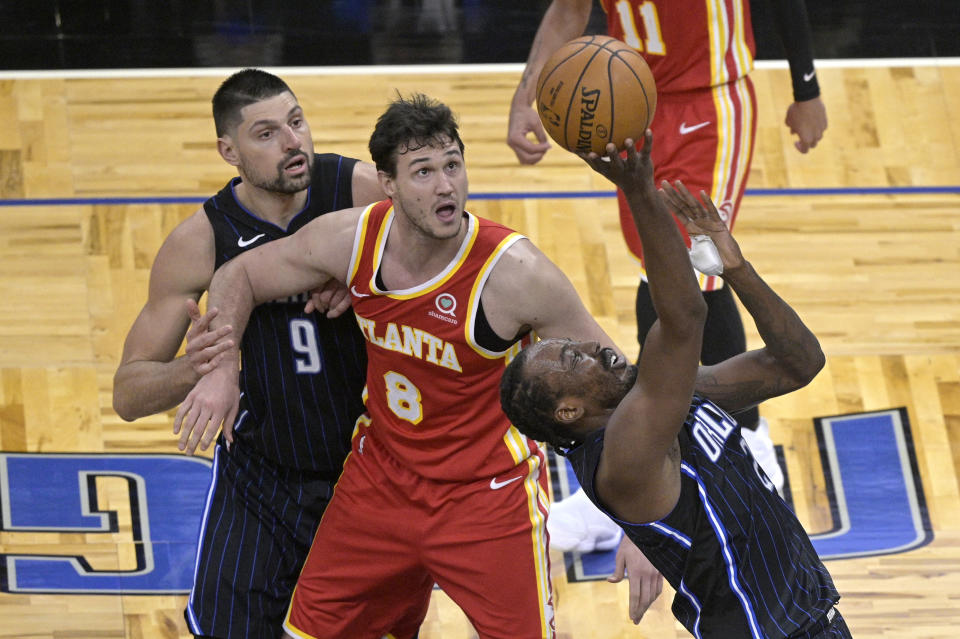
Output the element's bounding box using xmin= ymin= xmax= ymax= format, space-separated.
xmin=659 ymin=180 xmax=744 ymax=270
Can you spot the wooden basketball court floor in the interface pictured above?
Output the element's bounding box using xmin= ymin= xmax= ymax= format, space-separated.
xmin=0 ymin=61 xmax=958 ymax=638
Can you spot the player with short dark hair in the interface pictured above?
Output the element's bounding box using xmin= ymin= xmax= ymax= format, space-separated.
xmin=113 ymin=68 xmax=387 ymax=639
xmin=500 ymin=135 xmax=849 ymax=638
xmin=368 ymin=92 xmax=465 ymax=175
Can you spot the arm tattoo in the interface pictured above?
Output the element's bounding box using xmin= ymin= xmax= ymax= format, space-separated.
xmin=696 ymin=367 xmax=796 ymax=415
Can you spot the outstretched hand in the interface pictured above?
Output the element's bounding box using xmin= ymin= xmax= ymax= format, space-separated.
xmin=579 ymin=130 xmax=655 ymax=201
xmin=659 ymin=180 xmax=745 ymax=272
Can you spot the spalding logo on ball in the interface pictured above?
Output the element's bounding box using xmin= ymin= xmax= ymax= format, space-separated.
xmin=537 ymin=35 xmax=657 ymax=155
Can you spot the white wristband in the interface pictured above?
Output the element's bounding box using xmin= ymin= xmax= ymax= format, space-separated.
xmin=689 ymin=235 xmax=723 ymax=276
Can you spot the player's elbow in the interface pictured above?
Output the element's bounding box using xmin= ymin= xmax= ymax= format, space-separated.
xmin=782 ymin=341 xmax=826 ymax=392
xmin=212 ymin=258 xmax=252 ymax=301
xmin=112 ymin=392 xmax=139 ymax=422
xmin=691 ymin=295 xmax=708 ymax=324
xmin=659 ymin=287 xmax=708 ymax=335
xmin=112 ymin=372 xmax=143 ymax=422
xmin=678 ymin=295 xmax=709 ymax=337
xmin=800 ymin=343 xmax=826 ymax=385
xmin=222 ymin=254 xmax=272 ymax=307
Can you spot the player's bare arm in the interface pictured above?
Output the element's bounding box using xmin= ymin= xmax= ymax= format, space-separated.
xmin=658 ymin=181 xmax=826 ymax=414
xmin=351 ymin=160 xmax=387 ymax=206
xmin=482 ymin=238 xmax=621 ymax=354
xmin=172 ymin=205 xmax=363 ymax=453
xmin=305 ymin=163 xmax=385 ymax=317
xmin=770 ymin=0 xmax=828 ymax=152
xmin=694 ymin=261 xmax=825 ymax=411
xmin=508 ymin=0 xmax=593 ymax=164
xmin=210 ymin=204 xmax=363 ymax=330
xmin=585 ymin=136 xmax=708 ymax=524
xmin=113 ymin=210 xmax=219 ymax=420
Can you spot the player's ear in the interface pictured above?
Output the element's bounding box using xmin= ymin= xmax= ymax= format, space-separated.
xmin=554 ymin=398 xmax=585 ymax=425
xmin=378 ymin=170 xmax=396 ymax=198
xmin=218 ymin=136 xmax=239 ymax=166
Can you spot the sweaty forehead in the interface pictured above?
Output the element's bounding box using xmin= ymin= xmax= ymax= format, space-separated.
xmin=526 ymin=340 xmax=570 ymax=374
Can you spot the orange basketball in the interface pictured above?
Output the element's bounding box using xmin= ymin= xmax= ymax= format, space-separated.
xmin=536 ymin=35 xmax=657 ymax=155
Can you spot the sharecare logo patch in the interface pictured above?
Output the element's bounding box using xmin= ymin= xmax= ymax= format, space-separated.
xmin=434 ymin=293 xmax=457 ymax=316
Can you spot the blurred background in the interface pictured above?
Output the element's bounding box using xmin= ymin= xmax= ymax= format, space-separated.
xmin=2 ymin=0 xmax=957 ymax=71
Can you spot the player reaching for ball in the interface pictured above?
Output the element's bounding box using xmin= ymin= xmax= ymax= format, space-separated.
xmin=499 ymin=137 xmax=851 ymax=639
xmin=508 ymin=0 xmax=828 ymax=592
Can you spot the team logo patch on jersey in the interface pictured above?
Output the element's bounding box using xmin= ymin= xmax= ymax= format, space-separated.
xmin=237 ymin=233 xmax=265 ymax=247
xmin=435 ymin=293 xmax=457 ymax=316
xmin=429 ymin=293 xmax=459 ymax=325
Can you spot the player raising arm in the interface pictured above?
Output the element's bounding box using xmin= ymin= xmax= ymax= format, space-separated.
xmin=500 ymin=153 xmax=849 ymax=637
xmin=509 ymin=0 xmax=829 ymax=570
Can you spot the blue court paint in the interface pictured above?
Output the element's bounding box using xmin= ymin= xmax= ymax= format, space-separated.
xmin=554 ymin=408 xmax=932 ymax=582
xmin=811 ymin=408 xmax=932 ymax=558
xmin=1 ymin=453 xmax=211 ymax=594
xmin=0 ymin=408 xmax=935 ymax=592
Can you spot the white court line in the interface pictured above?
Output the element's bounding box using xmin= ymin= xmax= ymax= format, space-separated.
xmin=1 ymin=58 xmax=959 ymax=80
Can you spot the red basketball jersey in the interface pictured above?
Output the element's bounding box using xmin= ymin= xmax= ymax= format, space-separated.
xmin=600 ymin=0 xmax=756 ymax=94
xmin=347 ymin=200 xmax=539 ymax=482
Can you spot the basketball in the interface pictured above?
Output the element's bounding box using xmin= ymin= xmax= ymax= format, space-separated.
xmin=536 ymin=35 xmax=657 ymax=155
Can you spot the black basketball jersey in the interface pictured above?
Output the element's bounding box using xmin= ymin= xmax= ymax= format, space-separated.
xmin=203 ymin=153 xmax=368 ymax=476
xmin=565 ymin=395 xmax=840 ymax=638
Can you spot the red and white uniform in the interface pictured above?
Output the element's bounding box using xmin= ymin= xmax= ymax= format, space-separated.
xmin=602 ymin=0 xmax=758 ymax=290
xmin=602 ymin=0 xmax=756 ymax=93
xmin=348 ymin=201 xmax=541 ymax=482
xmin=285 ymin=200 xmax=554 ymax=639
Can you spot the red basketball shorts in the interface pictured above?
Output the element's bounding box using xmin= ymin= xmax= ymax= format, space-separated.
xmin=284 ymin=421 xmax=555 ymax=639
xmin=619 ymin=75 xmax=758 ymax=291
